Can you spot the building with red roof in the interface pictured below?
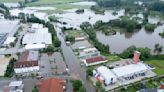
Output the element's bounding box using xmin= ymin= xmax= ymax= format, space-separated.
xmin=14 ymin=50 xmax=39 ymax=74
xmin=82 ymin=56 xmax=108 ymax=66
xmin=39 ymin=78 xmax=66 ymax=92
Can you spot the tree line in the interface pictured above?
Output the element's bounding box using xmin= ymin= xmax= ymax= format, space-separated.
xmin=80 ymin=22 xmax=110 ymax=53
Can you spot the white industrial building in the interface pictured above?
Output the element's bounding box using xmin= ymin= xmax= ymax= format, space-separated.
xmin=0 ymin=19 xmax=20 ymax=47
xmin=0 ymin=19 xmax=20 ymax=36
xmin=22 ymin=33 xmax=52 ymax=45
xmin=30 ymin=23 xmax=44 ymax=33
xmin=94 ymin=66 xmax=117 ymax=85
xmin=112 ymin=62 xmax=149 ymax=80
xmin=93 ymin=62 xmax=150 ymax=86
xmin=22 ymin=23 xmax=52 ymax=50
xmin=3 ymin=37 xmax=16 ymax=46
xmin=25 ymin=44 xmax=46 ymax=50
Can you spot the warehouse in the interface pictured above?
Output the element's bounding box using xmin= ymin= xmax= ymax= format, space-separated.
xmin=112 ymin=62 xmax=149 ymax=81
xmin=0 ymin=33 xmax=8 ymax=47
xmin=22 ymin=33 xmax=52 ymax=45
xmin=0 ymin=20 xmax=20 ymax=36
xmin=0 ymin=20 xmax=20 ymax=48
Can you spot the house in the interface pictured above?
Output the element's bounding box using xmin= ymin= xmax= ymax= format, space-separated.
xmin=8 ymin=81 xmax=24 ymax=92
xmin=82 ymin=56 xmax=108 ymax=66
xmin=94 ymin=66 xmax=117 ymax=85
xmin=39 ymin=78 xmax=66 ymax=92
xmin=79 ymin=47 xmax=100 ymax=59
xmin=14 ymin=51 xmax=39 ymax=74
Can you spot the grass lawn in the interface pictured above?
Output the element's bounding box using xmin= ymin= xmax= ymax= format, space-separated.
xmin=65 ymin=30 xmax=86 ymax=37
xmin=145 ymin=60 xmax=164 ymax=75
xmin=101 ymin=53 xmax=121 ymax=62
xmin=0 ymin=0 xmax=23 ymax=3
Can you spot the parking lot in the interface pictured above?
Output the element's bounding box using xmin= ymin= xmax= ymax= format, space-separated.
xmin=71 ymin=40 xmax=92 ymax=50
xmin=39 ymin=52 xmax=67 ymax=77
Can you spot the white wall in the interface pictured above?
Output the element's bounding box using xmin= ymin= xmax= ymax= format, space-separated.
xmin=14 ymin=66 xmax=39 ymax=74
xmin=84 ymin=60 xmax=108 ymax=66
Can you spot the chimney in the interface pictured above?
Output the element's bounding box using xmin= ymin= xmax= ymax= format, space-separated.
xmin=133 ymin=51 xmax=140 ymax=64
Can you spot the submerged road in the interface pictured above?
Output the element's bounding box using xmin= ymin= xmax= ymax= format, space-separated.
xmin=54 ymin=24 xmax=95 ymax=92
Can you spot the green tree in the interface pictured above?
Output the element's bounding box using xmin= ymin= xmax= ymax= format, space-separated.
xmin=96 ymin=81 xmax=102 ymax=89
xmin=145 ymin=23 xmax=156 ymax=32
xmin=72 ymin=80 xmax=82 ymax=91
xmin=78 ymin=86 xmax=86 ymax=92
xmin=19 ymin=13 xmax=26 ymax=23
xmin=65 ymin=35 xmax=75 ymax=42
xmin=137 ymin=47 xmax=151 ymax=60
xmin=86 ymin=67 xmax=93 ymax=77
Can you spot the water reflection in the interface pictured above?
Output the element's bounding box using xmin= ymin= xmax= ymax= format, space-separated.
xmin=96 ymin=25 xmax=164 ymax=54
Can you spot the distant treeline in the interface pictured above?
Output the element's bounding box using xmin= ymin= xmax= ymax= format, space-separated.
xmin=91 ymin=0 xmax=164 ymax=13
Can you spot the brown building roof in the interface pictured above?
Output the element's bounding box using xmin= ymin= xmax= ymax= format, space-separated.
xmin=14 ymin=50 xmax=39 ymax=68
xmin=18 ymin=50 xmax=39 ymax=62
xmin=14 ymin=61 xmax=38 ymax=68
xmin=160 ymin=85 xmax=164 ymax=89
xmin=85 ymin=56 xmax=107 ymax=64
xmin=39 ymin=78 xmax=66 ymax=92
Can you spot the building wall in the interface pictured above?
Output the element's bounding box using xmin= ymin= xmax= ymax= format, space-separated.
xmin=84 ymin=60 xmax=108 ymax=66
xmin=14 ymin=66 xmax=39 ymax=74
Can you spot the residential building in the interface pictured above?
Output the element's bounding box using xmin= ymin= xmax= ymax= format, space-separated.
xmin=82 ymin=56 xmax=108 ymax=66
xmin=79 ymin=47 xmax=100 ymax=59
xmin=14 ymin=51 xmax=39 ymax=74
xmin=38 ymin=78 xmax=66 ymax=92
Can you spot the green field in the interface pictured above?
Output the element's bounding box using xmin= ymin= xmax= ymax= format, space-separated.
xmin=39 ymin=4 xmax=90 ymax=14
xmin=65 ymin=30 xmax=86 ymax=37
xmin=27 ymin=0 xmax=82 ymax=6
xmin=0 ymin=0 xmax=23 ymax=3
xmin=145 ymin=60 xmax=164 ymax=75
xmin=0 ymin=0 xmax=91 ymax=13
xmin=27 ymin=0 xmax=90 ymax=13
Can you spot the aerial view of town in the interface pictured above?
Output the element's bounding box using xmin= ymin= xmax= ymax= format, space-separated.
xmin=0 ymin=0 xmax=163 ymax=92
